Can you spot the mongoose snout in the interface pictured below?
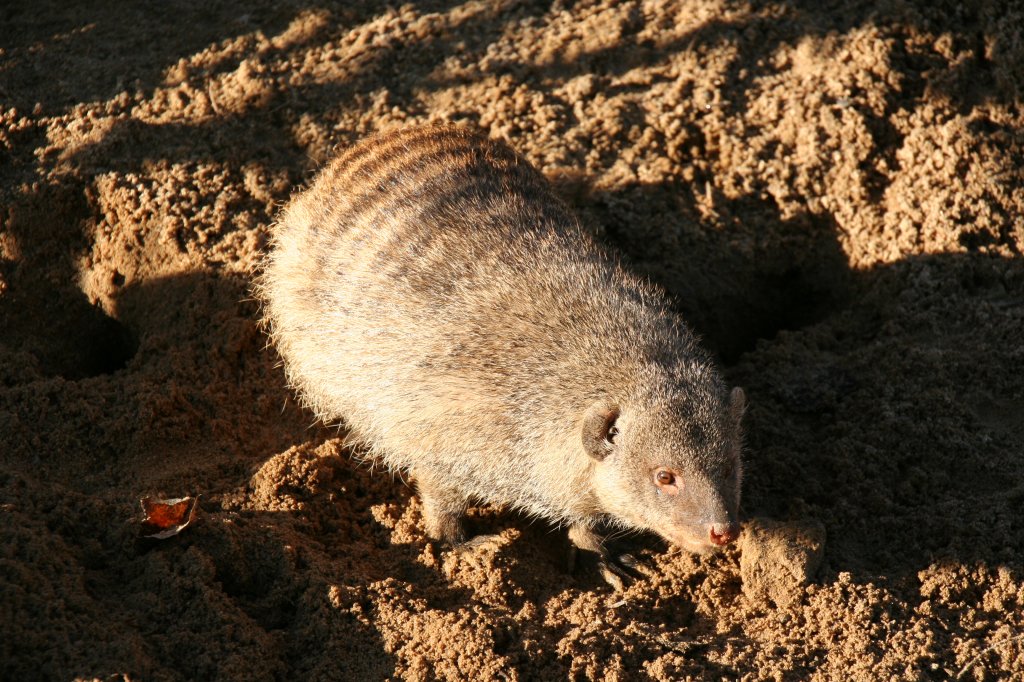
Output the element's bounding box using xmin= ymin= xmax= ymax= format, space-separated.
xmin=709 ymin=522 xmax=741 ymax=546
xmin=258 ymin=123 xmax=746 ymax=585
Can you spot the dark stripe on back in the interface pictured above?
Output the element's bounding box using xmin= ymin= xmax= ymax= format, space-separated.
xmin=328 ymin=127 xmax=554 ymax=245
xmin=333 ymin=125 xmax=492 ymax=190
xmin=344 ymin=146 xmax=507 ymax=227
xmin=310 ymin=124 xmax=582 ymax=301
xmin=331 ymin=125 xmax=455 ymax=181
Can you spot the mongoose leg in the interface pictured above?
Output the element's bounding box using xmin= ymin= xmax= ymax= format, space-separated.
xmin=417 ymin=476 xmax=503 ymax=552
xmin=568 ymin=523 xmax=639 ymax=591
xmin=416 ymin=475 xmax=470 ymax=545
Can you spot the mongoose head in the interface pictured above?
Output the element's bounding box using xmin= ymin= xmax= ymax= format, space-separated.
xmin=583 ymin=384 xmax=746 ymax=553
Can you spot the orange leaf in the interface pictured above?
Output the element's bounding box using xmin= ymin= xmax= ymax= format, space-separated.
xmin=139 ymin=495 xmax=199 ymax=539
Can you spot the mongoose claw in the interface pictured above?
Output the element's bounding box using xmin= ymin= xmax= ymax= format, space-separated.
xmin=617 ymin=552 xmax=639 ymax=570
xmin=567 ymin=523 xmax=644 ymax=589
xmin=601 ymin=552 xmax=648 ymax=590
xmin=598 ymin=561 xmax=627 ymax=591
xmin=454 ymin=533 xmax=504 ymax=554
xmin=570 ymin=545 xmax=643 ymax=590
xmin=600 ymin=557 xmax=634 ymax=591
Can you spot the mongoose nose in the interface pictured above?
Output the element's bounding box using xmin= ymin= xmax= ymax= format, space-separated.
xmin=708 ymin=522 xmax=740 ymax=546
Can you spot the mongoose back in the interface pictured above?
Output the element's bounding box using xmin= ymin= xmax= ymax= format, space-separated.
xmin=259 ymin=124 xmax=745 ymax=577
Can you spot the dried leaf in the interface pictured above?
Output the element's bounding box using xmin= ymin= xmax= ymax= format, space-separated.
xmin=139 ymin=495 xmax=199 ymax=539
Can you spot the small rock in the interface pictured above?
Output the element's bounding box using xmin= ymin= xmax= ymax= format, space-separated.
xmin=739 ymin=517 xmax=826 ymax=607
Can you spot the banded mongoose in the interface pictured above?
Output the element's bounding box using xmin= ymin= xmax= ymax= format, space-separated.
xmin=258 ymin=124 xmax=745 ymax=584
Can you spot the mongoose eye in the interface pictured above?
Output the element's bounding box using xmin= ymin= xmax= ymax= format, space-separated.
xmin=654 ymin=469 xmax=680 ymax=495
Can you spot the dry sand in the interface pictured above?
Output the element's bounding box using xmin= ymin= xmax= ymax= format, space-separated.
xmin=2 ymin=0 xmax=1023 ymax=679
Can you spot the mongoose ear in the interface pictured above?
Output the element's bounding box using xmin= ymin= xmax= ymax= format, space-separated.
xmin=729 ymin=387 xmax=746 ymax=423
xmin=582 ymin=402 xmax=620 ymax=461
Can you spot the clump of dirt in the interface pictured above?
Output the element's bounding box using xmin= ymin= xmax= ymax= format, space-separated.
xmin=2 ymin=0 xmax=1023 ymax=679
xmin=739 ymin=517 xmax=826 ymax=608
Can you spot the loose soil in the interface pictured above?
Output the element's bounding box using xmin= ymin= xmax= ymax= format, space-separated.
xmin=2 ymin=1 xmax=1023 ymax=680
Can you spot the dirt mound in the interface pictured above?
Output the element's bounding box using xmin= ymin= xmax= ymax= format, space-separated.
xmin=2 ymin=0 xmax=1022 ymax=679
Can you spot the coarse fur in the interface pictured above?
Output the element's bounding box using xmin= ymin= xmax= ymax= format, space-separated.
xmin=257 ymin=123 xmax=745 ymax=562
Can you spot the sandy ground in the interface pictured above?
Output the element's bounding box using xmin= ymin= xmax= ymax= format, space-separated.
xmin=2 ymin=0 xmax=1023 ymax=679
